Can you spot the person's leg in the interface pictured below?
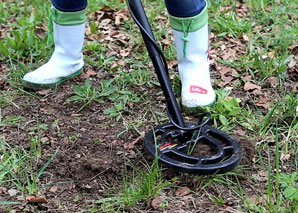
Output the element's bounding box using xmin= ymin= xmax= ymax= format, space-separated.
xmin=164 ymin=0 xmax=206 ymax=18
xmin=23 ymin=0 xmax=87 ymax=90
xmin=52 ymin=0 xmax=87 ymax=12
xmin=164 ymin=0 xmax=215 ymax=108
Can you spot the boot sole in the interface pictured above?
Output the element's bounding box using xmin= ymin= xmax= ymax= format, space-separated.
xmin=182 ymin=98 xmax=216 ymax=113
xmin=22 ymin=69 xmax=82 ymax=91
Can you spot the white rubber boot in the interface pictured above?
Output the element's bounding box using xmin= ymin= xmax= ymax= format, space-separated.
xmin=169 ymin=5 xmax=216 ymax=108
xmin=23 ymin=7 xmax=86 ymax=90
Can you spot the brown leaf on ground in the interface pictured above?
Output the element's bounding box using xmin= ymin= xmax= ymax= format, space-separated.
xmin=288 ymin=57 xmax=296 ymax=68
xmin=218 ymin=66 xmax=238 ymax=87
xmin=161 ymin=39 xmax=171 ymax=46
xmin=287 ymin=67 xmax=298 ymax=81
xmin=266 ymin=77 xmax=279 ymax=88
xmin=100 ymin=18 xmax=112 ymax=27
xmin=71 ymin=113 xmax=81 ymax=117
xmin=120 ymin=49 xmax=130 ymax=57
xmin=243 ymin=34 xmax=250 ymax=42
xmin=255 ymin=96 xmax=271 ymax=109
xmin=49 ymin=186 xmax=58 ymax=193
xmin=167 ymin=60 xmax=178 ymax=69
xmin=256 ymin=170 xmax=268 ymax=182
xmin=80 ymin=70 xmax=97 ymax=79
xmin=123 ymin=143 xmax=134 ymax=150
xmin=248 ymin=195 xmax=260 ymax=205
xmin=251 ymin=89 xmax=263 ymax=96
xmin=233 ymin=128 xmax=246 ymax=136
xmin=114 ymin=15 xmax=121 ymax=25
xmin=280 ymin=153 xmax=291 ymax=161
xmin=132 ymin=136 xmax=143 ymax=144
xmin=0 ymin=187 xmax=7 ymax=194
xmin=293 ymin=82 xmax=298 ymax=93
xmin=175 ymin=186 xmax=192 ymax=196
xmin=117 ymin=59 xmax=126 ymax=67
xmin=244 ymin=81 xmax=261 ymax=91
xmin=26 ymin=194 xmax=48 ymax=203
xmin=35 ymin=27 xmax=47 ymax=39
xmin=268 ymin=50 xmax=275 ymax=59
xmin=219 ymin=76 xmax=234 ymax=87
xmin=242 ymin=75 xmax=252 ymax=81
xmin=114 ymin=9 xmax=129 ymax=26
xmin=0 ymin=74 xmax=7 ymax=88
xmin=37 ymin=89 xmax=52 ymax=96
xmin=148 ymin=197 xmax=162 ymax=210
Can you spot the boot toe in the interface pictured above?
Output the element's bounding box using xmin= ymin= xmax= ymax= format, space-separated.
xmin=181 ymin=87 xmax=216 ymax=108
xmin=23 ymin=71 xmax=56 ymax=84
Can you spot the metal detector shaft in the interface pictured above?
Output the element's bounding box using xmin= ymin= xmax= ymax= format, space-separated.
xmin=127 ymin=0 xmax=186 ymax=128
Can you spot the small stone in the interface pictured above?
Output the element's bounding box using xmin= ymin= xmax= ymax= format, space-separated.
xmin=8 ymin=189 xmax=18 ymax=197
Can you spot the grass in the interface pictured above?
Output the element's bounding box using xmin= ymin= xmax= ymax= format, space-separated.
xmin=91 ymin=157 xmax=173 ymax=212
xmin=0 ymin=138 xmax=58 ymax=196
xmin=0 ymin=0 xmax=297 ymax=212
xmin=245 ymin=131 xmax=297 ymax=212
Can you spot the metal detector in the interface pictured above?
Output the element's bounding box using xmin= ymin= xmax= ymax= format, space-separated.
xmin=127 ymin=0 xmax=242 ymax=174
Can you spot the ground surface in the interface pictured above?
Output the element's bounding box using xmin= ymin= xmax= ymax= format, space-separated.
xmin=0 ymin=0 xmax=297 ymax=212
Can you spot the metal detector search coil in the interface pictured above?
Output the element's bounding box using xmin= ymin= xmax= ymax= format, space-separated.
xmin=127 ymin=0 xmax=242 ymax=174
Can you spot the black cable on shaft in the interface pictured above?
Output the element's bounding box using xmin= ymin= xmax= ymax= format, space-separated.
xmin=127 ymin=1 xmax=169 ymax=75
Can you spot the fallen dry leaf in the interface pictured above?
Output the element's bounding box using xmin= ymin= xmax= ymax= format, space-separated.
xmin=148 ymin=197 xmax=162 ymax=210
xmin=120 ymin=49 xmax=130 ymax=57
xmin=218 ymin=66 xmax=238 ymax=87
xmin=175 ymin=186 xmax=191 ymax=196
xmin=266 ymin=77 xmax=279 ymax=88
xmin=233 ymin=128 xmax=246 ymax=136
xmin=133 ymin=136 xmax=143 ymax=144
xmin=254 ymin=170 xmax=268 ymax=182
xmin=80 ymin=70 xmax=97 ymax=79
xmin=35 ymin=27 xmax=47 ymax=39
xmin=243 ymin=34 xmax=250 ymax=42
xmin=251 ymin=89 xmax=263 ymax=96
xmin=49 ymin=186 xmax=58 ymax=193
xmin=288 ymin=58 xmax=296 ymax=68
xmin=248 ymin=195 xmax=260 ymax=205
xmin=71 ymin=113 xmax=81 ymax=117
xmin=123 ymin=143 xmax=134 ymax=150
xmin=117 ymin=59 xmax=126 ymax=66
xmin=244 ymin=81 xmax=261 ymax=91
xmin=280 ymin=153 xmax=291 ymax=161
xmin=0 ymin=187 xmax=7 ymax=194
xmin=219 ymin=76 xmax=234 ymax=87
xmin=115 ymin=15 xmax=121 ymax=25
xmin=26 ymin=194 xmax=48 ymax=203
xmin=86 ymin=69 xmax=97 ymax=76
xmin=293 ymin=82 xmax=298 ymax=93
xmin=37 ymin=89 xmax=52 ymax=96
xmin=268 ymin=50 xmax=275 ymax=59
xmin=114 ymin=9 xmax=129 ymax=26
xmin=0 ymin=74 xmax=8 ymax=88
xmin=161 ymin=39 xmax=171 ymax=46
xmin=255 ymin=97 xmax=271 ymax=109
xmin=100 ymin=18 xmax=112 ymax=27
xmin=167 ymin=60 xmax=178 ymax=69
xmin=221 ymin=48 xmax=236 ymax=61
